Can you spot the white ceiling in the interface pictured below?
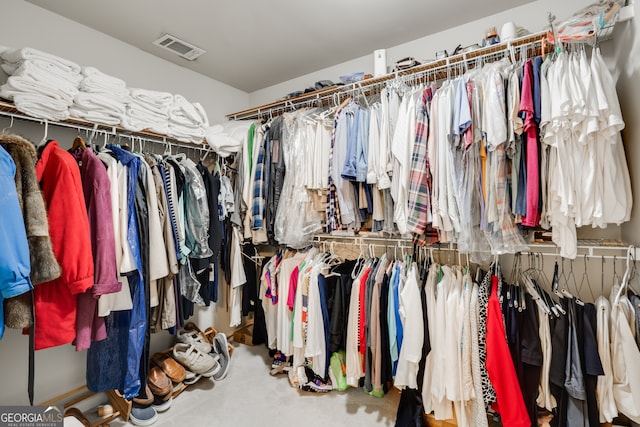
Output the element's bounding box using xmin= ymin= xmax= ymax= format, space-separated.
xmin=26 ymin=0 xmax=534 ymax=93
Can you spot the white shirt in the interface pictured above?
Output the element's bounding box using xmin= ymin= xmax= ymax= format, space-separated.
xmin=97 ymin=154 xmax=133 ymax=316
xmin=394 ymin=263 xmax=423 ymax=390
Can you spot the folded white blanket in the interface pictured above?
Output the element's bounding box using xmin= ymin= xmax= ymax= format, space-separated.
xmin=1 ymin=76 xmax=77 ymax=104
xmin=168 ymin=123 xmax=206 ymax=144
xmin=205 ymin=121 xmax=253 ymax=157
xmin=129 ymin=87 xmax=173 ymax=108
xmin=11 ymin=61 xmax=80 ymax=97
xmin=120 ymin=115 xmax=147 ymax=132
xmin=128 ymin=99 xmax=169 ymax=119
xmin=16 ymin=59 xmax=82 ymax=86
xmin=1 ymin=47 xmax=81 ymax=74
xmin=126 ymin=105 xmax=167 ymax=124
xmin=121 ymin=114 xmax=168 ymax=134
xmin=168 ymin=95 xmax=209 ymax=127
xmin=74 ymin=92 xmax=128 ymax=115
xmin=80 ymin=80 xmax=130 ymax=100
xmin=149 ymin=122 xmax=170 ymax=135
xmin=13 ymin=93 xmax=70 ymax=121
xmin=69 ymin=108 xmax=122 ymax=126
xmin=82 ymin=66 xmax=127 ymax=87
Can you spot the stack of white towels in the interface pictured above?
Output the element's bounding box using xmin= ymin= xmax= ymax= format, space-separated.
xmin=167 ymin=94 xmax=208 ymax=144
xmin=0 ymin=46 xmax=209 ymax=144
xmin=122 ymin=90 xmax=208 ymax=144
xmin=0 ymin=47 xmax=82 ymax=121
xmin=122 ymin=88 xmax=174 ymax=134
xmin=70 ymin=67 xmax=130 ymax=126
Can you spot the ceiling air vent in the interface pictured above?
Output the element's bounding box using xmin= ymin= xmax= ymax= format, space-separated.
xmin=152 ymin=34 xmax=206 ymax=61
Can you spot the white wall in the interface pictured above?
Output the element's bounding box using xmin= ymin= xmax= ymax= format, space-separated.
xmin=250 ymin=0 xmax=595 ymax=105
xmin=0 ymin=0 xmax=247 ymax=406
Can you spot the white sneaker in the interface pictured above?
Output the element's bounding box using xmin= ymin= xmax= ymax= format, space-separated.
xmin=176 ymin=329 xmax=212 ymax=354
xmin=212 ymin=332 xmax=231 ymax=381
xmin=173 ymin=343 xmax=219 ymax=375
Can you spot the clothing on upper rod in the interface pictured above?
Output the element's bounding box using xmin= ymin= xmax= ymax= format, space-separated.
xmin=215 ymin=42 xmax=631 ymax=263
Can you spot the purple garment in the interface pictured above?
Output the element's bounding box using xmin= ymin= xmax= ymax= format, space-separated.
xmin=72 ymin=147 xmax=121 ymax=351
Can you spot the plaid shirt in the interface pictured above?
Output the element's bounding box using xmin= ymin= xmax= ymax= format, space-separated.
xmin=406 ymin=87 xmax=433 ymax=235
xmin=251 ymin=138 xmax=266 ymax=229
xmin=326 ymin=111 xmax=342 ymax=232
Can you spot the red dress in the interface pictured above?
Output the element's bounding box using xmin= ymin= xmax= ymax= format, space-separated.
xmin=485 ymin=274 xmax=531 ymax=427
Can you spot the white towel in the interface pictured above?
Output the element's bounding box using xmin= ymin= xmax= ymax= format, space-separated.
xmin=80 ymin=80 xmax=130 ymax=100
xmin=168 ymin=95 xmax=209 ymax=127
xmin=129 ymin=88 xmax=173 ymax=108
xmin=69 ymin=108 xmax=122 ymax=126
xmin=16 ymin=59 xmax=83 ymax=86
xmin=82 ymin=66 xmax=126 ymax=87
xmin=13 ymin=93 xmax=69 ymax=121
xmin=74 ymin=92 xmax=127 ymax=115
xmin=168 ymin=123 xmax=206 ymax=144
xmin=205 ymin=121 xmax=253 ymax=157
xmin=120 ymin=115 xmax=147 ymax=132
xmin=1 ymin=47 xmax=81 ymax=74
xmin=10 ymin=61 xmax=80 ymax=98
xmin=126 ymin=104 xmax=167 ymax=124
xmin=1 ymin=76 xmax=77 ymax=104
xmin=128 ymin=99 xmax=169 ymax=119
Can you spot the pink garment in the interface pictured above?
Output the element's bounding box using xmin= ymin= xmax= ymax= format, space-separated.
xmin=520 ymin=60 xmax=541 ymax=227
xmin=286 ymin=265 xmax=300 ymax=310
xmin=72 ymin=148 xmax=120 ymax=351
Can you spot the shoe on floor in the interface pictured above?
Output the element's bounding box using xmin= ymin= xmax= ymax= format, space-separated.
xmin=148 ymin=366 xmax=172 ymax=396
xmin=152 ymin=394 xmax=172 ymax=413
xmin=270 ymin=352 xmax=291 ymax=376
xmin=177 ymin=328 xmax=212 ymax=354
xmin=299 ymin=366 xmax=332 ymax=393
xmin=129 ymin=404 xmax=158 ymax=426
xmin=173 ymin=343 xmax=220 ymax=376
xmin=212 ymin=332 xmax=230 ymax=380
xmin=182 ymin=370 xmax=200 ymax=385
xmin=151 ymin=352 xmax=187 ymax=383
xmin=271 ymin=352 xmax=286 ymax=370
xmin=132 ymin=384 xmax=154 ymax=407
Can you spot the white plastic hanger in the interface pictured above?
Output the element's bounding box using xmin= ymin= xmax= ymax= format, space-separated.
xmin=38 ymin=120 xmax=49 ymax=147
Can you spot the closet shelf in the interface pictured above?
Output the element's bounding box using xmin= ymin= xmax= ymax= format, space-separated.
xmin=0 ymin=100 xmax=208 ymax=151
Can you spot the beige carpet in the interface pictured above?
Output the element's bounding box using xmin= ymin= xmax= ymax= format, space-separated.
xmin=111 ymin=342 xmax=401 ymax=427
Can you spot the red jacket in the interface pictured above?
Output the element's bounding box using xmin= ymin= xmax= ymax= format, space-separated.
xmin=32 ymin=141 xmax=94 ymax=350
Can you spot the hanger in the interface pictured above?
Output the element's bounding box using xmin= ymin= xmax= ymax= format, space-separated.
xmin=71 ymin=133 xmax=87 ymax=152
xmin=38 ymin=120 xmax=49 ymax=147
xmin=1 ymin=116 xmax=14 ymax=134
xmin=578 ymin=254 xmax=596 ymax=302
xmin=163 ymin=137 xmax=172 ymax=156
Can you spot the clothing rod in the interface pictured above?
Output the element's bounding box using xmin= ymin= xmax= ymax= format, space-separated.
xmin=227 ymin=30 xmax=551 ymax=121
xmin=0 ymin=100 xmax=208 ymax=150
xmin=313 ymin=234 xmax=634 ymax=258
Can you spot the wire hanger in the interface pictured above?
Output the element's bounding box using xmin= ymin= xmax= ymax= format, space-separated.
xmin=578 ymin=254 xmax=596 ymax=303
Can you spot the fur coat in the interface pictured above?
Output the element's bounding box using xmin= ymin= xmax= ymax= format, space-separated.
xmin=0 ymin=133 xmax=60 ymax=329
